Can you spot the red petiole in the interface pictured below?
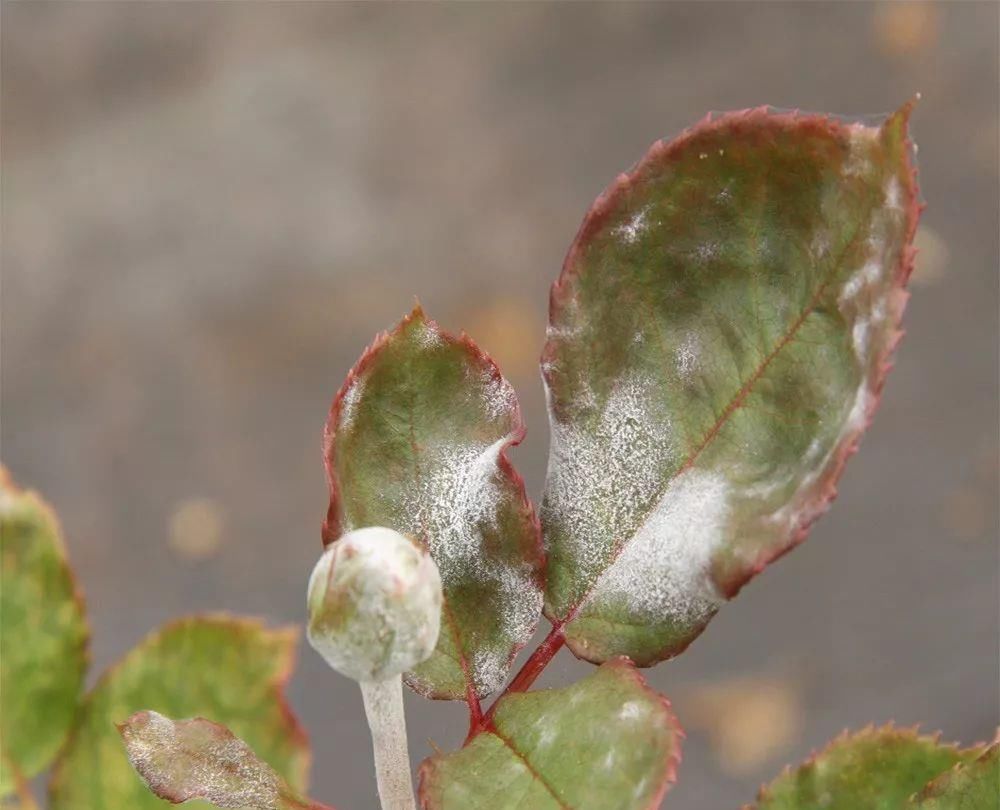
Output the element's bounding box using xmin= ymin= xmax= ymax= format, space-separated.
xmin=467 ymin=622 xmax=568 ymax=739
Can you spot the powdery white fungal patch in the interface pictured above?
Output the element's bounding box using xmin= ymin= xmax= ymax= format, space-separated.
xmin=338 ymin=376 xmax=365 ymax=431
xmin=675 ymin=333 xmax=701 ymax=380
xmin=119 ymin=712 xmax=281 ymax=809
xmin=480 ymin=369 xmax=517 ymax=423
xmin=398 ymin=435 xmax=542 ymax=695
xmin=414 ymin=320 xmax=444 ymax=349
xmin=843 ymin=124 xmax=879 ymax=178
xmin=764 ymin=210 xmax=899 ymax=537
xmin=810 ymin=231 xmax=831 ymax=260
xmin=695 ymin=241 xmax=720 ymax=262
xmin=617 ymin=700 xmax=646 ymax=722
xmin=545 ymin=373 xmax=726 ymax=628
xmin=545 ymin=373 xmax=677 ymax=598
xmin=585 ymin=468 xmax=727 ymax=623
xmin=613 ymin=205 xmax=652 ymax=244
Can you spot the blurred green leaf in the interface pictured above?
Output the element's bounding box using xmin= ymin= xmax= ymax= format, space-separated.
xmin=50 ymin=616 xmax=310 ymax=810
xmin=119 ymin=711 xmax=332 ymax=809
xmin=751 ymin=726 xmax=986 ymax=810
xmin=0 ymin=467 xmax=89 ymax=796
xmin=324 ymin=306 xmax=544 ymax=700
xmin=541 ymin=102 xmax=920 ymax=665
xmin=419 ymin=658 xmax=681 ymax=809
xmin=911 ymin=743 xmax=999 ymax=809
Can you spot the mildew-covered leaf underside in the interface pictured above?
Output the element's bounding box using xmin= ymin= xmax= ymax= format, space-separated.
xmin=541 ymin=103 xmax=919 ymax=665
xmin=324 ymin=308 xmax=544 ymax=700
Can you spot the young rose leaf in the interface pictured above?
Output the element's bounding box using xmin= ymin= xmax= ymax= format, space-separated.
xmin=911 ymin=743 xmax=999 ymax=809
xmin=49 ymin=616 xmax=310 ymax=810
xmin=324 ymin=306 xmax=544 ymax=701
xmin=119 ymin=711 xmax=332 ymax=810
xmin=418 ymin=658 xmax=681 ymax=810
xmin=750 ymin=725 xmax=986 ymax=810
xmin=0 ymin=468 xmax=89 ymax=796
xmin=541 ymin=102 xmax=920 ymax=665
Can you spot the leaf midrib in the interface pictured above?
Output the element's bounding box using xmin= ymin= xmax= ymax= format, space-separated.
xmin=558 ymin=203 xmax=875 ymax=626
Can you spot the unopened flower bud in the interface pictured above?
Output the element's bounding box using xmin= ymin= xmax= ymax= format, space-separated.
xmin=307 ymin=526 xmax=442 ymax=683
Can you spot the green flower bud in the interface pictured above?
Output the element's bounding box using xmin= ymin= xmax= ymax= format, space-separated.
xmin=307 ymin=526 xmax=442 ymax=683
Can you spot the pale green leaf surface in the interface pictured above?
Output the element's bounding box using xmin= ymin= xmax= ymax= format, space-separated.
xmin=751 ymin=726 xmax=985 ymax=810
xmin=911 ymin=744 xmax=999 ymax=810
xmin=419 ymin=659 xmax=680 ymax=810
xmin=49 ymin=616 xmax=309 ymax=810
xmin=541 ymin=103 xmax=920 ymax=665
xmin=324 ymin=307 xmax=544 ymax=700
xmin=119 ymin=711 xmax=331 ymax=809
xmin=0 ymin=468 xmax=89 ymax=795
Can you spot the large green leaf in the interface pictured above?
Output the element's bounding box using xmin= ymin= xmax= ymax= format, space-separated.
xmin=911 ymin=744 xmax=999 ymax=809
xmin=418 ymin=658 xmax=681 ymax=810
xmin=119 ymin=711 xmax=332 ymax=809
xmin=324 ymin=307 xmax=544 ymax=700
xmin=750 ymin=726 xmax=986 ymax=810
xmin=541 ymin=103 xmax=920 ymax=664
xmin=49 ymin=616 xmax=310 ymax=810
xmin=0 ymin=467 xmax=89 ymax=795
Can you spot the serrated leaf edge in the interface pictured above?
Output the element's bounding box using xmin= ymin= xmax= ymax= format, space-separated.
xmin=910 ymin=741 xmax=1000 ymax=804
xmin=542 ymin=101 xmax=921 ymax=652
xmin=417 ymin=658 xmax=683 ymax=810
xmin=744 ymin=722 xmax=990 ymax=809
xmin=322 ymin=305 xmax=545 ymax=703
xmin=48 ymin=613 xmax=311 ymax=801
xmin=0 ymin=465 xmax=91 ymax=788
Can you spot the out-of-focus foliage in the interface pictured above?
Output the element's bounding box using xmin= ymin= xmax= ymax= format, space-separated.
xmin=0 ymin=468 xmax=89 ymax=796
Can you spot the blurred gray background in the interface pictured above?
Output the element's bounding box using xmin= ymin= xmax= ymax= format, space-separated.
xmin=2 ymin=2 xmax=998 ymax=808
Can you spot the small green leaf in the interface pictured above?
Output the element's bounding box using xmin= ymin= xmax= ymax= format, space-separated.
xmin=324 ymin=306 xmax=544 ymax=700
xmin=418 ymin=658 xmax=681 ymax=810
xmin=541 ymin=103 xmax=920 ymax=665
xmin=751 ymin=726 xmax=985 ymax=810
xmin=49 ymin=616 xmax=310 ymax=810
xmin=119 ymin=711 xmax=332 ymax=809
xmin=911 ymin=743 xmax=999 ymax=809
xmin=0 ymin=468 xmax=89 ymax=795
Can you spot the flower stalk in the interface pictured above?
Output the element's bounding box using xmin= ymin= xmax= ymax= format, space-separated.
xmin=360 ymin=676 xmax=417 ymax=810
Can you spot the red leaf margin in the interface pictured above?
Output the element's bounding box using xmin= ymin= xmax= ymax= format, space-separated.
xmin=541 ymin=99 xmax=922 ymax=614
xmin=48 ymin=614 xmax=311 ymax=804
xmin=420 ymin=657 xmax=684 ymax=810
xmin=321 ymin=304 xmax=545 ymax=710
xmin=742 ymin=722 xmax=994 ymax=810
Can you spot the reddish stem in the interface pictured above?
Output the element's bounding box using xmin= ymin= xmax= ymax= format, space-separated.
xmin=469 ymin=623 xmax=567 ymax=738
xmin=465 ymin=681 xmax=484 ymax=738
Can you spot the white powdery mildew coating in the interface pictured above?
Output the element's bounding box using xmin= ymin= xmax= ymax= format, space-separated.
xmin=546 ymin=373 xmax=725 ymax=624
xmin=480 ymin=368 xmax=517 ymax=423
xmin=613 ymin=204 xmax=651 ymax=244
xmin=401 ymin=436 xmax=541 ymax=694
xmin=843 ymin=124 xmax=879 ymax=178
xmin=338 ymin=376 xmax=365 ymax=431
xmin=586 ymin=468 xmax=728 ymax=622
xmin=766 ymin=166 xmax=902 ymax=534
xmin=675 ymin=333 xmax=701 ymax=380
xmin=124 ymin=712 xmax=280 ymax=808
xmin=414 ymin=319 xmax=444 ymax=349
